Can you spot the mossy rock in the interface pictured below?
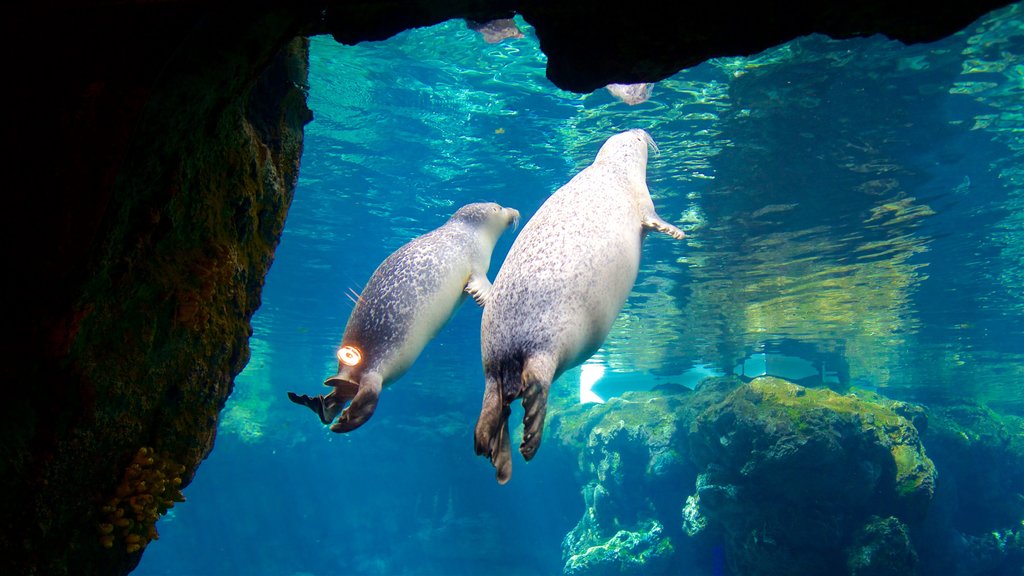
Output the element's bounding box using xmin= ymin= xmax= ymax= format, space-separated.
xmin=688 ymin=377 xmax=935 ymax=576
xmin=923 ymin=404 xmax=1024 ymax=535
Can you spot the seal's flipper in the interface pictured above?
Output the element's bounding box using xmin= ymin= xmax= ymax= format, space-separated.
xmin=493 ymin=415 xmax=512 ymax=484
xmin=330 ymin=372 xmax=383 ymax=433
xmin=287 ymin=392 xmax=336 ymax=425
xmin=519 ymin=355 xmax=554 ymax=461
xmin=288 ymin=380 xmax=354 ymax=425
xmin=475 ymin=374 xmax=514 ymax=483
xmin=474 ymin=374 xmax=504 ymax=456
xmin=465 ymin=273 xmax=493 ymax=307
xmin=642 ymin=213 xmax=686 ymax=240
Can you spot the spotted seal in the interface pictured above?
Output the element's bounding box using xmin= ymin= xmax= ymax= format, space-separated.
xmin=289 ymin=202 xmax=520 ymax=432
xmin=474 ymin=129 xmax=685 ymax=483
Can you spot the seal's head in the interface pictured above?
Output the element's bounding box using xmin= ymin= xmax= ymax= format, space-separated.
xmin=450 ymin=202 xmax=520 ymax=242
xmin=593 ymin=129 xmax=658 ymax=182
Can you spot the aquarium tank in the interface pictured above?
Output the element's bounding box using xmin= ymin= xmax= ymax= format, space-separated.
xmin=136 ymin=4 xmax=1023 ymax=575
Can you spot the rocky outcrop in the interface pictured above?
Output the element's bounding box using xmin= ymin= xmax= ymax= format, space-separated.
xmin=316 ymin=0 xmax=1014 ymax=92
xmin=1 ymin=2 xmax=1015 ymax=575
xmin=846 ymin=516 xmax=919 ymax=576
xmin=548 ymin=378 xmax=738 ymax=574
xmin=1 ymin=7 xmax=310 ymax=575
xmin=687 ymin=378 xmax=936 ymax=576
xmin=915 ymin=405 xmax=1024 ymax=576
xmin=550 ymin=377 xmax=943 ymax=576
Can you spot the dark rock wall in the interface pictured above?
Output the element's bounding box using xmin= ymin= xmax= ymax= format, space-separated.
xmin=2 ymin=6 xmax=311 ymax=575
xmin=315 ymin=1 xmax=1013 ymax=92
xmin=0 ymin=1 xmax=1014 ymax=575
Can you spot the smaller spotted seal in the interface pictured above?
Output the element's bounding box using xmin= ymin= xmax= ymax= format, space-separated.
xmin=288 ymin=202 xmax=519 ymax=433
xmin=475 ymin=129 xmax=685 ymax=483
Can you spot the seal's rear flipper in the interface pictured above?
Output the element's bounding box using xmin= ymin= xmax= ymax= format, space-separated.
xmin=475 ymin=374 xmax=513 ymax=483
xmin=520 ymin=355 xmax=554 ymax=462
xmin=287 ymin=392 xmax=336 ymax=425
xmin=493 ymin=415 xmax=512 ymax=484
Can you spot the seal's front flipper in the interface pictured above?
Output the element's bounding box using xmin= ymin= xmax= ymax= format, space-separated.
xmin=287 ymin=392 xmax=336 ymax=425
xmin=289 ymin=377 xmax=356 ymax=425
xmin=465 ymin=273 xmax=493 ymax=307
xmin=642 ymin=213 xmax=686 ymax=240
xmin=330 ymin=372 xmax=383 ymax=433
xmin=520 ymin=355 xmax=554 ymax=462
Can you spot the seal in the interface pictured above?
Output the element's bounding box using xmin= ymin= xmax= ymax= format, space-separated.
xmin=288 ymin=202 xmax=520 ymax=433
xmin=606 ymin=83 xmax=654 ymax=105
xmin=466 ymin=17 xmax=524 ymax=44
xmin=474 ymin=129 xmax=685 ymax=483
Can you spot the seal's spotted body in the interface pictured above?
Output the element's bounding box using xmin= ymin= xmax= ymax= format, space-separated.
xmin=475 ymin=129 xmax=685 ymax=483
xmin=289 ymin=202 xmax=519 ymax=432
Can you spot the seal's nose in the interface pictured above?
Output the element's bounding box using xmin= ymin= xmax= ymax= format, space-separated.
xmin=505 ymin=208 xmax=521 ymax=230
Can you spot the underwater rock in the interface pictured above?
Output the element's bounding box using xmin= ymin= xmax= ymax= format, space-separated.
xmin=913 ymin=404 xmax=1024 ymax=575
xmin=563 ymin=517 xmax=674 ymax=576
xmin=316 ymin=1 xmax=1016 ymax=92
xmin=926 ymin=404 xmax=1024 ymax=534
xmin=1 ymin=8 xmax=310 ymax=575
xmin=845 ymin=516 xmax=918 ymax=576
xmin=687 ymin=377 xmax=936 ymax=576
xmin=549 ymin=378 xmax=739 ymax=574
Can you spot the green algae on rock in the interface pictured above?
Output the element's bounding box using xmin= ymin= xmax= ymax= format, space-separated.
xmin=687 ymin=377 xmax=936 ymax=575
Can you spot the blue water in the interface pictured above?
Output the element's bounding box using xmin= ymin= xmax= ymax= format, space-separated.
xmin=137 ymin=5 xmax=1024 ymax=575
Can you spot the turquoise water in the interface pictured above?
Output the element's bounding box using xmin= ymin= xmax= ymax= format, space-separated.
xmin=137 ymin=5 xmax=1023 ymax=575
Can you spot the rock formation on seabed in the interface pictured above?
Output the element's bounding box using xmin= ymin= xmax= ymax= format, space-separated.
xmin=550 ymin=376 xmax=947 ymax=575
xmin=686 ymin=377 xmax=935 ymax=576
xmin=914 ymin=404 xmax=1024 ymax=576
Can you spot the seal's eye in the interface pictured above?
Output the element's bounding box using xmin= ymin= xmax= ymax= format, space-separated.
xmin=337 ymin=345 xmax=362 ymax=366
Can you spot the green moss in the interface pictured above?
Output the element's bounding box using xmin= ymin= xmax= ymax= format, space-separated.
xmin=746 ymin=377 xmax=935 ymax=496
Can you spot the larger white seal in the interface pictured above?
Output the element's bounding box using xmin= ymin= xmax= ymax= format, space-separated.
xmin=289 ymin=202 xmax=519 ymax=432
xmin=475 ymin=129 xmax=685 ymax=483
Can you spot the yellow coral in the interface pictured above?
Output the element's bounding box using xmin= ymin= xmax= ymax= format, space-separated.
xmin=98 ymin=446 xmax=186 ymax=553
